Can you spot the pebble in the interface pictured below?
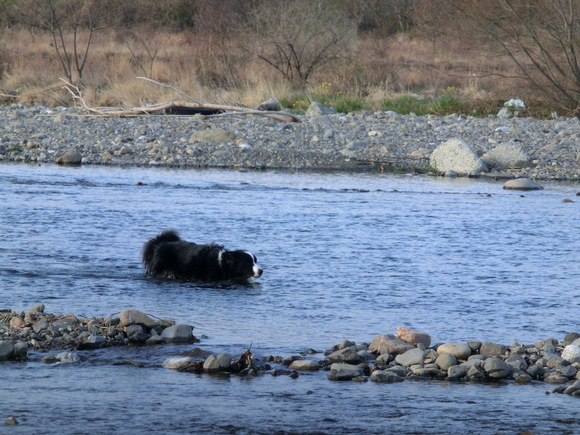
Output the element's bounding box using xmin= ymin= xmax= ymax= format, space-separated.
xmin=0 ymin=104 xmax=578 ymax=181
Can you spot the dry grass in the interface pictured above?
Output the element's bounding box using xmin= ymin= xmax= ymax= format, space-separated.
xmin=0 ymin=27 xmax=541 ymax=112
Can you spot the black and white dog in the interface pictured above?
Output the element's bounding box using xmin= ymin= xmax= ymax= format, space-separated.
xmin=142 ymin=230 xmax=262 ymax=282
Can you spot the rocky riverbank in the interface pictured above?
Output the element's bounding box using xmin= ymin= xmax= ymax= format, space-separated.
xmin=0 ymin=104 xmax=578 ymax=181
xmin=1 ymin=306 xmax=579 ymax=398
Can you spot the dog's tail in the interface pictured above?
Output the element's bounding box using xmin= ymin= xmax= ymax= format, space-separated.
xmin=141 ymin=230 xmax=181 ymax=268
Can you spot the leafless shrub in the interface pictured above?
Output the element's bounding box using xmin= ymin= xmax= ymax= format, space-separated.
xmin=11 ymin=0 xmax=119 ymax=83
xmin=243 ymin=0 xmax=357 ymax=84
xmin=448 ymin=0 xmax=580 ymax=113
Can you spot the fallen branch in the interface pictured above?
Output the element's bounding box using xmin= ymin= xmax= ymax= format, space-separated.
xmin=61 ymin=78 xmax=301 ymax=122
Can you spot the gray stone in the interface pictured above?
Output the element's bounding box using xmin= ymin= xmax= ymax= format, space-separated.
xmin=119 ymin=309 xmax=156 ymax=329
xmin=326 ymin=346 xmax=361 ymax=363
xmin=429 ymin=138 xmax=488 ymax=175
xmin=436 ymin=353 xmax=457 ymax=370
xmin=328 ymin=363 xmax=364 ymax=381
xmin=375 ymin=353 xmax=392 ymax=365
xmin=163 ymin=357 xmax=196 ymax=370
xmin=54 ymin=352 xmax=80 ymax=363
xmin=447 ymin=365 xmax=468 ymax=380
xmin=395 ymin=348 xmax=426 ymax=367
xmin=203 ymin=353 xmax=232 ymax=371
xmin=0 ymin=341 xmax=15 ymax=361
xmin=563 ymin=380 xmax=580 ymax=395
xmin=28 ymin=304 xmax=45 ymax=314
xmin=161 ymin=324 xmax=194 ymax=343
xmin=13 ymin=342 xmax=28 ymax=357
xmin=482 ymin=142 xmax=531 ymax=169
xmin=503 ymin=178 xmax=544 ymax=191
xmin=466 ymin=365 xmax=485 ymax=380
xmin=369 ymin=334 xmax=414 ymax=356
xmin=257 ymin=98 xmax=281 ymax=111
xmin=436 ymin=342 xmax=472 ymax=360
xmin=32 ymin=317 xmax=49 ymax=333
xmin=483 ymin=357 xmax=511 ymax=379
xmin=289 ymin=360 xmax=320 ymax=371
xmin=505 ymin=354 xmax=528 ymax=371
xmin=125 ymin=324 xmax=149 ymax=342
xmin=370 ymin=370 xmax=404 ymax=383
xmin=56 ymin=150 xmax=82 ymax=164
xmin=480 ymin=342 xmax=508 ymax=357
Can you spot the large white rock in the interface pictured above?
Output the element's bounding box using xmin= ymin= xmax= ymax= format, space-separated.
xmin=430 ymin=139 xmax=488 ymax=175
xmin=562 ymin=345 xmax=580 ymax=363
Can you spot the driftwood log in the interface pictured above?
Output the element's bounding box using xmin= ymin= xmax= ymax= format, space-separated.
xmin=62 ymin=78 xmax=301 ymax=123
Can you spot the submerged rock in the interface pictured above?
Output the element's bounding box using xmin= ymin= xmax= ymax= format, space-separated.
xmin=503 ymin=178 xmax=544 ymax=191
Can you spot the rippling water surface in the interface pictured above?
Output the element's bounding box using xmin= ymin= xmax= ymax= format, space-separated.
xmin=1 ymin=163 xmax=578 ymax=434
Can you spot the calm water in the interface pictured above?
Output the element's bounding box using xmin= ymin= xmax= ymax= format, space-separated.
xmin=1 ymin=163 xmax=579 ymax=434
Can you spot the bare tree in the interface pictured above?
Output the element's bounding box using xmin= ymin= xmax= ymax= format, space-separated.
xmin=13 ymin=0 xmax=118 ymax=82
xmin=449 ymin=0 xmax=580 ymax=113
xmin=244 ymin=0 xmax=356 ymax=83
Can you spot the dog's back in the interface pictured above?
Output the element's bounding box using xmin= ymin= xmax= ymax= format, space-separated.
xmin=142 ymin=230 xmax=185 ymax=277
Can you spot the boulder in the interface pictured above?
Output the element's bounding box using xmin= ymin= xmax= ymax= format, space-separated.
xmin=161 ymin=324 xmax=194 ymax=343
xmin=56 ymin=150 xmax=82 ymax=165
xmin=119 ymin=309 xmax=156 ymax=329
xmin=479 ymin=342 xmax=508 ymax=357
xmin=0 ymin=341 xmax=15 ymax=361
xmin=447 ymin=365 xmax=468 ymax=380
xmin=395 ymin=327 xmax=431 ymax=348
xmin=326 ymin=346 xmax=361 ymax=364
xmin=369 ymin=334 xmax=414 ymax=356
xmin=328 ymin=363 xmax=365 ymax=381
xmin=436 ymin=353 xmax=457 ymax=370
xmin=503 ymin=178 xmax=544 ymax=191
xmin=370 ymin=370 xmax=404 ymax=383
xmin=483 ymin=357 xmax=511 ymax=379
xmin=289 ymin=360 xmax=320 ymax=371
xmin=163 ymin=357 xmax=196 ymax=370
xmin=257 ymin=98 xmax=281 ymax=111
xmin=436 ymin=342 xmax=472 ymax=360
xmin=395 ymin=348 xmax=426 ymax=367
xmin=561 ymin=345 xmax=580 ymax=363
xmin=429 ymin=139 xmax=488 ymax=175
xmin=203 ymin=353 xmax=232 ymax=371
xmin=125 ymin=324 xmax=149 ymax=342
xmin=481 ymin=142 xmax=531 ymax=169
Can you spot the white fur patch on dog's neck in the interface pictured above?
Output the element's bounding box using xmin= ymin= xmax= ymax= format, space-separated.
xmin=217 ymin=249 xmax=226 ymax=267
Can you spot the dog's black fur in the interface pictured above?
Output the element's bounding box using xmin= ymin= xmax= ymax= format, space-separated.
xmin=142 ymin=230 xmax=262 ymax=282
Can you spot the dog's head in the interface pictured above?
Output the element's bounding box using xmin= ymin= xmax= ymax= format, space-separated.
xmin=219 ymin=250 xmax=263 ymax=281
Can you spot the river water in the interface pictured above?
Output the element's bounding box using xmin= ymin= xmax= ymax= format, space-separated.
xmin=0 ymin=163 xmax=578 ymax=434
